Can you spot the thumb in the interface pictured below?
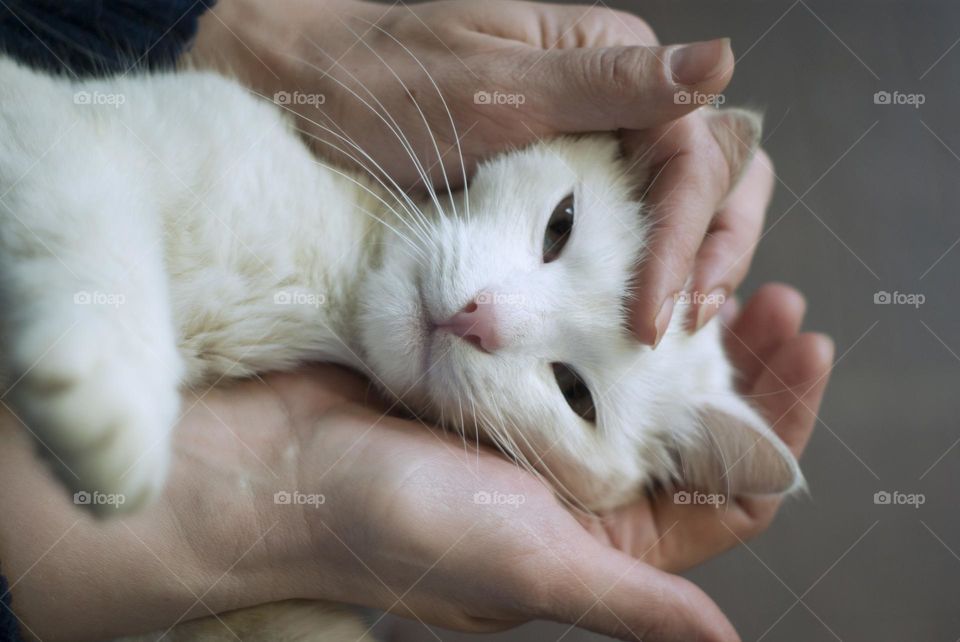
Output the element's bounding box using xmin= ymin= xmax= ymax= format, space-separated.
xmin=516 ymin=38 xmax=734 ymax=131
xmin=542 ymin=543 xmax=740 ymax=642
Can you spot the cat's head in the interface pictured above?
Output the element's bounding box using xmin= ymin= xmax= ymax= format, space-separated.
xmin=358 ymin=109 xmax=801 ymax=509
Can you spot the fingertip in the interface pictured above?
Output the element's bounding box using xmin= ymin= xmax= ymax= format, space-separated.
xmin=752 ymin=282 xmax=807 ymax=319
xmin=630 ymin=304 xmax=659 ymax=346
xmin=794 ymin=332 xmax=835 ymax=383
xmin=668 ymin=37 xmax=734 ymax=92
xmin=663 ymin=574 xmax=741 ymax=642
xmin=718 ymin=294 xmax=740 ymax=323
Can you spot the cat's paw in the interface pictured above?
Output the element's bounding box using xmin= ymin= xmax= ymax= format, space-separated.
xmin=8 ymin=316 xmax=183 ymax=517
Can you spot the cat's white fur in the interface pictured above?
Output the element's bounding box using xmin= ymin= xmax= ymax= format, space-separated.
xmin=0 ymin=57 xmax=799 ymax=639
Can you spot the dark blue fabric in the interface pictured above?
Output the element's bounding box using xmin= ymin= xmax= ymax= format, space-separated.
xmin=0 ymin=570 xmax=19 ymax=642
xmin=0 ymin=0 xmax=215 ymax=77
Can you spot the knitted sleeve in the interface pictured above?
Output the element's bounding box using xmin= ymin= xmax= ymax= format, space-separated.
xmin=1 ymin=567 xmax=20 ymax=642
xmin=0 ymin=0 xmax=216 ymax=77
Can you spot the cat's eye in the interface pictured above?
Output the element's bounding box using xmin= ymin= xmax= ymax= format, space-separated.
xmin=551 ymin=362 xmax=596 ymax=423
xmin=542 ymin=193 xmax=574 ymax=263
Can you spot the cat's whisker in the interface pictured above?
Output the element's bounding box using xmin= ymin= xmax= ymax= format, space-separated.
xmin=254 ymin=78 xmax=439 ymax=252
xmin=455 ymin=391 xmax=469 ymax=457
xmin=290 ymin=117 xmax=428 ymax=230
xmin=468 ymin=395 xmax=482 ymax=471
xmin=358 ymin=19 xmax=471 ymax=223
xmin=479 ymin=391 xmax=593 ymax=516
xmin=287 ymin=42 xmax=445 ymax=231
xmin=336 ymin=20 xmax=459 ymax=223
xmin=248 ymin=88 xmax=437 ymax=252
xmin=311 ymin=160 xmax=428 ymax=261
xmin=291 ymin=127 xmax=435 ymax=257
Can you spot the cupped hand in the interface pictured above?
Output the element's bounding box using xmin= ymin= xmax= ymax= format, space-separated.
xmin=198 ymin=283 xmax=831 ymax=642
xmin=579 ymin=283 xmax=832 ymax=574
xmin=192 ymin=0 xmax=772 ymax=344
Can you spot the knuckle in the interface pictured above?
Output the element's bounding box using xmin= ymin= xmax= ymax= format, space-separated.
xmin=592 ymin=47 xmax=665 ymax=101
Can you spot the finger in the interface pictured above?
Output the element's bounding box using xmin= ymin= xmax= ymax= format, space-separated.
xmin=546 ymin=542 xmax=739 ymax=642
xmin=627 ymin=114 xmax=733 ymax=345
xmin=488 ymin=38 xmax=734 ymax=132
xmin=652 ymin=332 xmax=833 ymax=572
xmin=718 ymin=294 xmax=740 ymax=324
xmin=502 ymin=4 xmax=661 ymax=48
xmin=688 ymin=149 xmax=774 ymax=331
xmin=722 ymin=283 xmax=806 ymax=389
xmin=749 ymin=332 xmax=834 ymax=458
xmin=728 ymin=330 xmax=834 ymax=526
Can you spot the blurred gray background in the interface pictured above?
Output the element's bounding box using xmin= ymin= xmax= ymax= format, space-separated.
xmin=386 ymin=1 xmax=960 ymax=640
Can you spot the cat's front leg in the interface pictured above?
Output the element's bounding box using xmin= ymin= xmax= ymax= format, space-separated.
xmin=0 ymin=229 xmax=183 ymax=516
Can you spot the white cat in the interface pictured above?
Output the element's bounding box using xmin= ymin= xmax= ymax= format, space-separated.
xmin=0 ymin=56 xmax=799 ymax=640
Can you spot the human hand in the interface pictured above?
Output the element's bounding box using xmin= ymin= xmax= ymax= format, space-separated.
xmin=0 ymin=286 xmax=827 ymax=642
xmin=191 ymin=0 xmax=767 ymax=343
xmin=220 ymin=285 xmax=830 ymax=642
xmin=578 ymin=283 xmax=833 ymax=575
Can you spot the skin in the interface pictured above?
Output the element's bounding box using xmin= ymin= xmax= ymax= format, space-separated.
xmin=189 ymin=0 xmax=776 ymax=345
xmin=1 ymin=284 xmax=833 ymax=641
xmin=1 ymin=2 xmax=821 ymax=640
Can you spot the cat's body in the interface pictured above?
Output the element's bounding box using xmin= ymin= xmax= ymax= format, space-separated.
xmin=0 ymin=57 xmax=799 ymax=640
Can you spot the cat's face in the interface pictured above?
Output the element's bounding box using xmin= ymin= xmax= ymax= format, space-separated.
xmin=359 ymin=121 xmax=800 ymax=509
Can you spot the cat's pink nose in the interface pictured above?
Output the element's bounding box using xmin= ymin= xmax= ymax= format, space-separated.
xmin=437 ymin=297 xmax=503 ymax=353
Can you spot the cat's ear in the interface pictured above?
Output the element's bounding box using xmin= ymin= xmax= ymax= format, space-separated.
xmin=678 ymin=394 xmax=803 ymax=496
xmin=705 ymin=108 xmax=763 ymax=190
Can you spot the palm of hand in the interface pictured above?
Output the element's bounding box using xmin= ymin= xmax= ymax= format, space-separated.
xmin=247 ymin=284 xmax=830 ymax=640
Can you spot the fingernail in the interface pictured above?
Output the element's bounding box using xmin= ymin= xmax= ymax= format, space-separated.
xmin=652 ymin=295 xmax=677 ymax=349
xmin=669 ymin=38 xmax=730 ymax=86
xmin=694 ymin=287 xmax=728 ymax=331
